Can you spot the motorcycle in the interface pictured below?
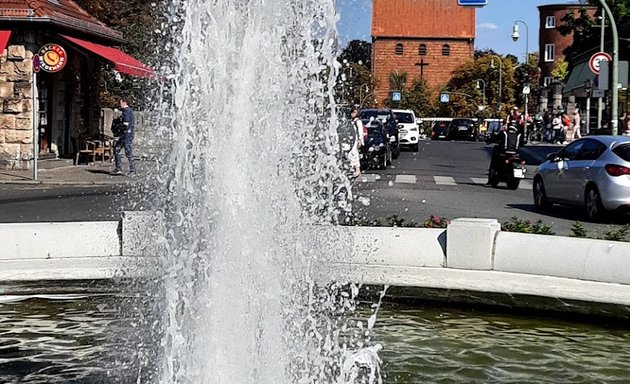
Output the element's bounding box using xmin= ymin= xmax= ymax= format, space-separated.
xmin=488 ymin=153 xmax=526 ymax=190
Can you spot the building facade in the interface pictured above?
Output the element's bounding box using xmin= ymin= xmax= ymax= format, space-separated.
xmin=0 ymin=0 xmax=152 ymax=170
xmin=371 ymin=0 xmax=475 ymax=105
xmin=537 ymin=3 xmax=597 ymax=87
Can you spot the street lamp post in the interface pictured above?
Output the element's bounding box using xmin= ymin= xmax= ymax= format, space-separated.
xmin=475 ymin=78 xmax=486 ymax=106
xmin=512 ymin=20 xmax=529 ymax=64
xmin=598 ymin=0 xmax=619 ymax=135
xmin=490 ymin=55 xmax=503 ymax=115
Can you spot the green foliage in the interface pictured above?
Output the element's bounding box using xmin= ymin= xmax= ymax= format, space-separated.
xmin=388 ymin=71 xmax=408 ymax=92
xmin=388 ymin=77 xmax=435 ymax=117
xmin=551 ymin=58 xmax=569 ymax=82
xmin=77 ymin=0 xmax=164 ymax=109
xmin=338 ymin=40 xmax=372 ymax=70
xmin=570 ymin=221 xmax=588 ymax=238
xmin=422 ymin=215 xmax=449 ymax=228
xmin=501 ymin=217 xmax=555 ymax=235
xmin=602 ymin=225 xmax=630 ymax=242
xmin=335 ymin=62 xmax=374 ymax=107
xmin=445 ymin=54 xmax=517 ymax=118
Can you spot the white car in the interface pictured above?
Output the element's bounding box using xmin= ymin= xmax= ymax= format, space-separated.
xmin=392 ymin=109 xmax=419 ymax=151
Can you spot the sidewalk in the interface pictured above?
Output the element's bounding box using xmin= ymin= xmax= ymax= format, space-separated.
xmin=0 ymin=159 xmax=148 ymax=186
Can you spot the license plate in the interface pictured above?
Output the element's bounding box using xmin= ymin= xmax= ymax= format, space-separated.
xmin=513 ymin=168 xmax=525 ymax=178
xmin=458 ymin=127 xmax=468 ymax=131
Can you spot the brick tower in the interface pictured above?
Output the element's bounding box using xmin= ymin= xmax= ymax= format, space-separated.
xmin=371 ymin=0 xmax=475 ymax=105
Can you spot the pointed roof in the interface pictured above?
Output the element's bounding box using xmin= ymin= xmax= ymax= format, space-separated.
xmin=0 ymin=0 xmax=122 ymax=41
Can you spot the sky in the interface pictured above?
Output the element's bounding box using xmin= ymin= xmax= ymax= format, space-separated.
xmin=336 ymin=0 xmax=584 ymax=61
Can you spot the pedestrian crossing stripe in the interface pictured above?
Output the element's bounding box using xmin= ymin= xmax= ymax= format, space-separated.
xmin=360 ymin=174 xmax=533 ymax=190
xmin=433 ymin=176 xmax=456 ymax=186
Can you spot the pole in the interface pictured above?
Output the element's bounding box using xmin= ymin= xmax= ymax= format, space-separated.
xmin=32 ymin=71 xmax=38 ymax=181
xmin=586 ymin=94 xmax=591 ymax=134
xmin=599 ymin=0 xmax=619 ymax=135
xmin=597 ymin=13 xmax=605 ymax=128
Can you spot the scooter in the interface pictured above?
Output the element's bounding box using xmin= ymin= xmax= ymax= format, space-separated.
xmin=488 ymin=153 xmax=526 ymax=190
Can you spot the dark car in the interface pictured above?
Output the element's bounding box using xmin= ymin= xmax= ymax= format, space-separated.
xmin=360 ymin=119 xmax=392 ymax=170
xmin=359 ymin=109 xmax=400 ymax=159
xmin=431 ymin=120 xmax=450 ymax=140
xmin=448 ymin=118 xmax=478 ymax=141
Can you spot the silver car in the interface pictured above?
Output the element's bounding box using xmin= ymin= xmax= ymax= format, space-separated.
xmin=533 ymin=136 xmax=630 ymax=221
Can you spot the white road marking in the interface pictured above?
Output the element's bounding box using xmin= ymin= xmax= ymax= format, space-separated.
xmin=471 ymin=178 xmax=488 ymax=185
xmin=360 ymin=174 xmax=381 ymax=183
xmin=519 ymin=180 xmax=533 ymax=190
xmin=433 ymin=176 xmax=456 ymax=186
xmin=395 ymin=174 xmax=417 ymax=184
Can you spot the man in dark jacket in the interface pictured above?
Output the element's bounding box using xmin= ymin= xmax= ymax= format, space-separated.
xmin=487 ymin=122 xmax=522 ymax=183
xmin=111 ymin=98 xmax=136 ymax=175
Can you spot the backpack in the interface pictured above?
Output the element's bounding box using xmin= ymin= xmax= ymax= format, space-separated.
xmin=337 ymin=119 xmax=358 ymax=152
xmin=111 ymin=116 xmax=125 ymax=137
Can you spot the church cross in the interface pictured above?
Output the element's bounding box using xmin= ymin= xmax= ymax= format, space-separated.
xmin=415 ymin=59 xmax=429 ymax=78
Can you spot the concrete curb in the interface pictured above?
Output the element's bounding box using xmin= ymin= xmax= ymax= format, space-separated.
xmin=2 ymin=214 xmax=630 ymax=317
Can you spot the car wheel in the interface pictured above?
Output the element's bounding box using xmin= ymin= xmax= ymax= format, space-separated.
xmin=488 ymin=168 xmax=499 ymax=187
xmin=533 ymin=177 xmax=552 ymax=211
xmin=585 ymin=186 xmax=606 ymax=221
xmin=507 ymin=178 xmax=520 ymax=190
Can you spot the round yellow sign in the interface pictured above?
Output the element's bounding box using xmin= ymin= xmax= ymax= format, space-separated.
xmin=38 ymin=44 xmax=67 ymax=73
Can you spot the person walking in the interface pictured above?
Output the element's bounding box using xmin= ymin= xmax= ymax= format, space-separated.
xmin=552 ymin=112 xmax=563 ymax=144
xmin=561 ymin=111 xmax=571 ymax=144
xmin=111 ymin=98 xmax=136 ymax=176
xmin=349 ymin=107 xmax=364 ymax=178
xmin=572 ymin=108 xmax=582 ymax=140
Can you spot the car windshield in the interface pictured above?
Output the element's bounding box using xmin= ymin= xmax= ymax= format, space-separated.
xmin=452 ymin=119 xmax=473 ymax=127
xmin=361 ymin=111 xmax=391 ymax=122
xmin=394 ymin=112 xmax=414 ymax=124
xmin=613 ymin=144 xmax=630 ymax=162
xmin=367 ymin=127 xmax=384 ymax=140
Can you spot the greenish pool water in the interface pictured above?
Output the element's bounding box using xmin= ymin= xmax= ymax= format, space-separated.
xmin=0 ymin=286 xmax=629 ymax=383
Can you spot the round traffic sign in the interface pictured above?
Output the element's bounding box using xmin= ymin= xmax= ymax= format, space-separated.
xmin=589 ymin=52 xmax=612 ymax=74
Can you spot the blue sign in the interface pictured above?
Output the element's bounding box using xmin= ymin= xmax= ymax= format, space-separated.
xmin=458 ymin=0 xmax=488 ymax=6
xmin=440 ymin=93 xmax=450 ymax=103
xmin=391 ymin=91 xmax=401 ymax=102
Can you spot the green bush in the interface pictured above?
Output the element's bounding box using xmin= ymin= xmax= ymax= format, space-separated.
xmin=501 ymin=217 xmax=555 ymax=235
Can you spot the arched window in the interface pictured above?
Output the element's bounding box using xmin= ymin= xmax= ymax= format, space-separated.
xmin=395 ymin=43 xmax=404 ymax=55
xmin=418 ymin=44 xmax=427 ymax=56
xmin=442 ymin=44 xmax=450 ymax=56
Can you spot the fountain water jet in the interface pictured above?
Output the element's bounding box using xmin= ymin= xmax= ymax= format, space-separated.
xmin=153 ymin=1 xmax=377 ymax=383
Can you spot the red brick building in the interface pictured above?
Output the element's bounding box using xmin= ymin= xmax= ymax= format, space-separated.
xmin=371 ymin=0 xmax=475 ymax=105
xmin=538 ymin=3 xmax=597 ymax=86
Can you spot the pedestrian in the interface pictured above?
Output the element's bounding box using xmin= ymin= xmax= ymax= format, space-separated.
xmin=572 ymin=108 xmax=582 ymax=140
xmin=111 ymin=97 xmax=136 ymax=176
xmin=349 ymin=106 xmax=364 ymax=178
xmin=561 ymin=111 xmax=571 ymax=144
xmin=552 ymin=112 xmax=563 ymax=144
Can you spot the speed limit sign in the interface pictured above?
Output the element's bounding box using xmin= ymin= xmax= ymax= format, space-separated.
xmin=589 ymin=52 xmax=612 ymax=74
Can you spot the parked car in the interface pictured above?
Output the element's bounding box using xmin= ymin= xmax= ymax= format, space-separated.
xmin=360 ymin=119 xmax=392 ymax=170
xmin=431 ymin=120 xmax=450 ymax=140
xmin=447 ymin=118 xmax=478 ymax=141
xmin=392 ymin=109 xmax=419 ymax=151
xmin=533 ymin=136 xmax=630 ymax=221
xmin=359 ymin=109 xmax=400 ymax=159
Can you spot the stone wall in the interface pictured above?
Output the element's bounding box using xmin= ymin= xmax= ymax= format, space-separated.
xmin=0 ymin=45 xmax=34 ymax=169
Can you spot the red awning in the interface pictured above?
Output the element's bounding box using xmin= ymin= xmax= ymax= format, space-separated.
xmin=0 ymin=31 xmax=11 ymax=54
xmin=61 ymin=35 xmax=156 ymax=79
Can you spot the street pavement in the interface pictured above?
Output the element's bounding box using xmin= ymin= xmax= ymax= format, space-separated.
xmin=0 ymin=158 xmax=152 ymax=186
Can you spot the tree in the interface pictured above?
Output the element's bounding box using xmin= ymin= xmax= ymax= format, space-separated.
xmin=338 ymin=40 xmax=372 ymax=70
xmin=403 ymin=78 xmax=435 ymax=117
xmin=77 ymin=0 xmax=162 ymax=108
xmin=551 ymin=58 xmax=569 ymax=82
xmin=388 ymin=71 xmax=407 ymax=91
xmin=334 ymin=62 xmax=374 ymax=107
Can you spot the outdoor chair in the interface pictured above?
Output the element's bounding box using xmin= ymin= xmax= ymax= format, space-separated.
xmin=92 ymin=134 xmax=114 ymax=163
xmin=73 ymin=137 xmax=97 ymax=165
